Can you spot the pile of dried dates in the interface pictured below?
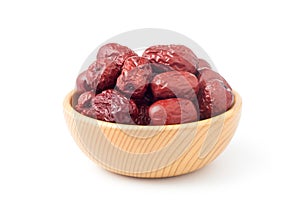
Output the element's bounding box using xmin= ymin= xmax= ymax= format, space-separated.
xmin=73 ymin=43 xmax=234 ymax=125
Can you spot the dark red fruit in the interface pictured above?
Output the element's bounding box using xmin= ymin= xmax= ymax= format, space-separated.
xmin=76 ymin=70 xmax=91 ymax=93
xmin=80 ymin=108 xmax=98 ymax=119
xmin=131 ymin=87 xmax=155 ymax=106
xmin=97 ymin=43 xmax=137 ymax=66
xmin=85 ymin=60 xmax=120 ymax=93
xmin=198 ymin=68 xmax=232 ymax=90
xmin=143 ymin=45 xmax=198 ymax=74
xmin=73 ymin=43 xmax=234 ymax=125
xmin=122 ymin=56 xmax=150 ymax=71
xmin=77 ymin=91 xmax=95 ymax=107
xmin=74 ymin=91 xmax=95 ymax=113
xmin=197 ymin=58 xmax=211 ymax=71
xmin=91 ymin=89 xmax=138 ymax=124
xmin=83 ymin=44 xmax=137 ymax=93
xmin=133 ymin=104 xmax=151 ymax=125
xmin=149 ymin=98 xmax=198 ymax=125
xmin=198 ymin=79 xmax=233 ymax=119
xmin=116 ymin=56 xmax=152 ymax=98
xmin=151 ymin=71 xmax=199 ymax=99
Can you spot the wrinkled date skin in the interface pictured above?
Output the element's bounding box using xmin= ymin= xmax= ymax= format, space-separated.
xmin=198 ymin=79 xmax=233 ymax=120
xmin=86 ymin=60 xmax=121 ymax=93
xmin=133 ymin=104 xmax=151 ymax=125
xmin=198 ymin=68 xmax=232 ymax=90
xmin=149 ymin=98 xmax=198 ymax=125
xmin=131 ymin=87 xmax=155 ymax=106
xmin=84 ymin=43 xmax=137 ymax=93
xmin=74 ymin=91 xmax=96 ymax=118
xmin=91 ymin=89 xmax=138 ymax=124
xmin=116 ymin=56 xmax=152 ymax=98
xmin=142 ymin=45 xmax=198 ymax=74
xmin=122 ymin=56 xmax=150 ymax=71
xmin=197 ymin=58 xmax=211 ymax=71
xmin=73 ymin=43 xmax=235 ymax=125
xmin=151 ymin=71 xmax=199 ymax=99
xmin=76 ymin=70 xmax=91 ymax=93
xmin=97 ymin=43 xmax=137 ymax=66
xmin=77 ymin=91 xmax=95 ymax=107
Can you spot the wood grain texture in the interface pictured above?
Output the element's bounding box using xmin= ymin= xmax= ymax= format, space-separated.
xmin=63 ymin=90 xmax=242 ymax=178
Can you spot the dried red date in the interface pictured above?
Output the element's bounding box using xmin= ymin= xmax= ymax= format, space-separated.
xmin=80 ymin=108 xmax=98 ymax=119
xmin=85 ymin=60 xmax=121 ymax=93
xmin=133 ymin=104 xmax=151 ymax=125
xmin=91 ymin=89 xmax=138 ymax=124
xmin=74 ymin=91 xmax=95 ymax=112
xmin=97 ymin=43 xmax=137 ymax=66
xmin=198 ymin=69 xmax=232 ymax=90
xmin=74 ymin=91 xmax=97 ymax=119
xmin=151 ymin=71 xmax=199 ymax=99
xmin=84 ymin=44 xmax=137 ymax=93
xmin=197 ymin=58 xmax=211 ymax=71
xmin=77 ymin=91 xmax=95 ymax=107
xmin=198 ymin=79 xmax=233 ymax=119
xmin=148 ymin=63 xmax=174 ymax=73
xmin=76 ymin=70 xmax=91 ymax=93
xmin=131 ymin=87 xmax=154 ymax=106
xmin=122 ymin=56 xmax=150 ymax=71
xmin=116 ymin=56 xmax=152 ymax=98
xmin=73 ymin=43 xmax=234 ymax=125
xmin=149 ymin=98 xmax=198 ymax=125
xmin=142 ymin=45 xmax=198 ymax=74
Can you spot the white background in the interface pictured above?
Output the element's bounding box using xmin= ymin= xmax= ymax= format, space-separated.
xmin=1 ymin=0 xmax=300 ymax=199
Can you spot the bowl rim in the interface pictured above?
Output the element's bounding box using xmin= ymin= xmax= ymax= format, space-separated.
xmin=64 ymin=90 xmax=242 ymax=128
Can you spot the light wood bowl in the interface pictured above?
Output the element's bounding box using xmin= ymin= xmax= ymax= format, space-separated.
xmin=63 ymin=90 xmax=242 ymax=178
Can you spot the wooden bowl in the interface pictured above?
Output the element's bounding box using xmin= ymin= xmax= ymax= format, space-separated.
xmin=63 ymin=90 xmax=242 ymax=178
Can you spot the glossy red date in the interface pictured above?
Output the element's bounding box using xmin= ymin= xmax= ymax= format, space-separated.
xmin=151 ymin=71 xmax=199 ymax=99
xmin=198 ymin=68 xmax=232 ymax=90
xmin=149 ymin=98 xmax=198 ymax=125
